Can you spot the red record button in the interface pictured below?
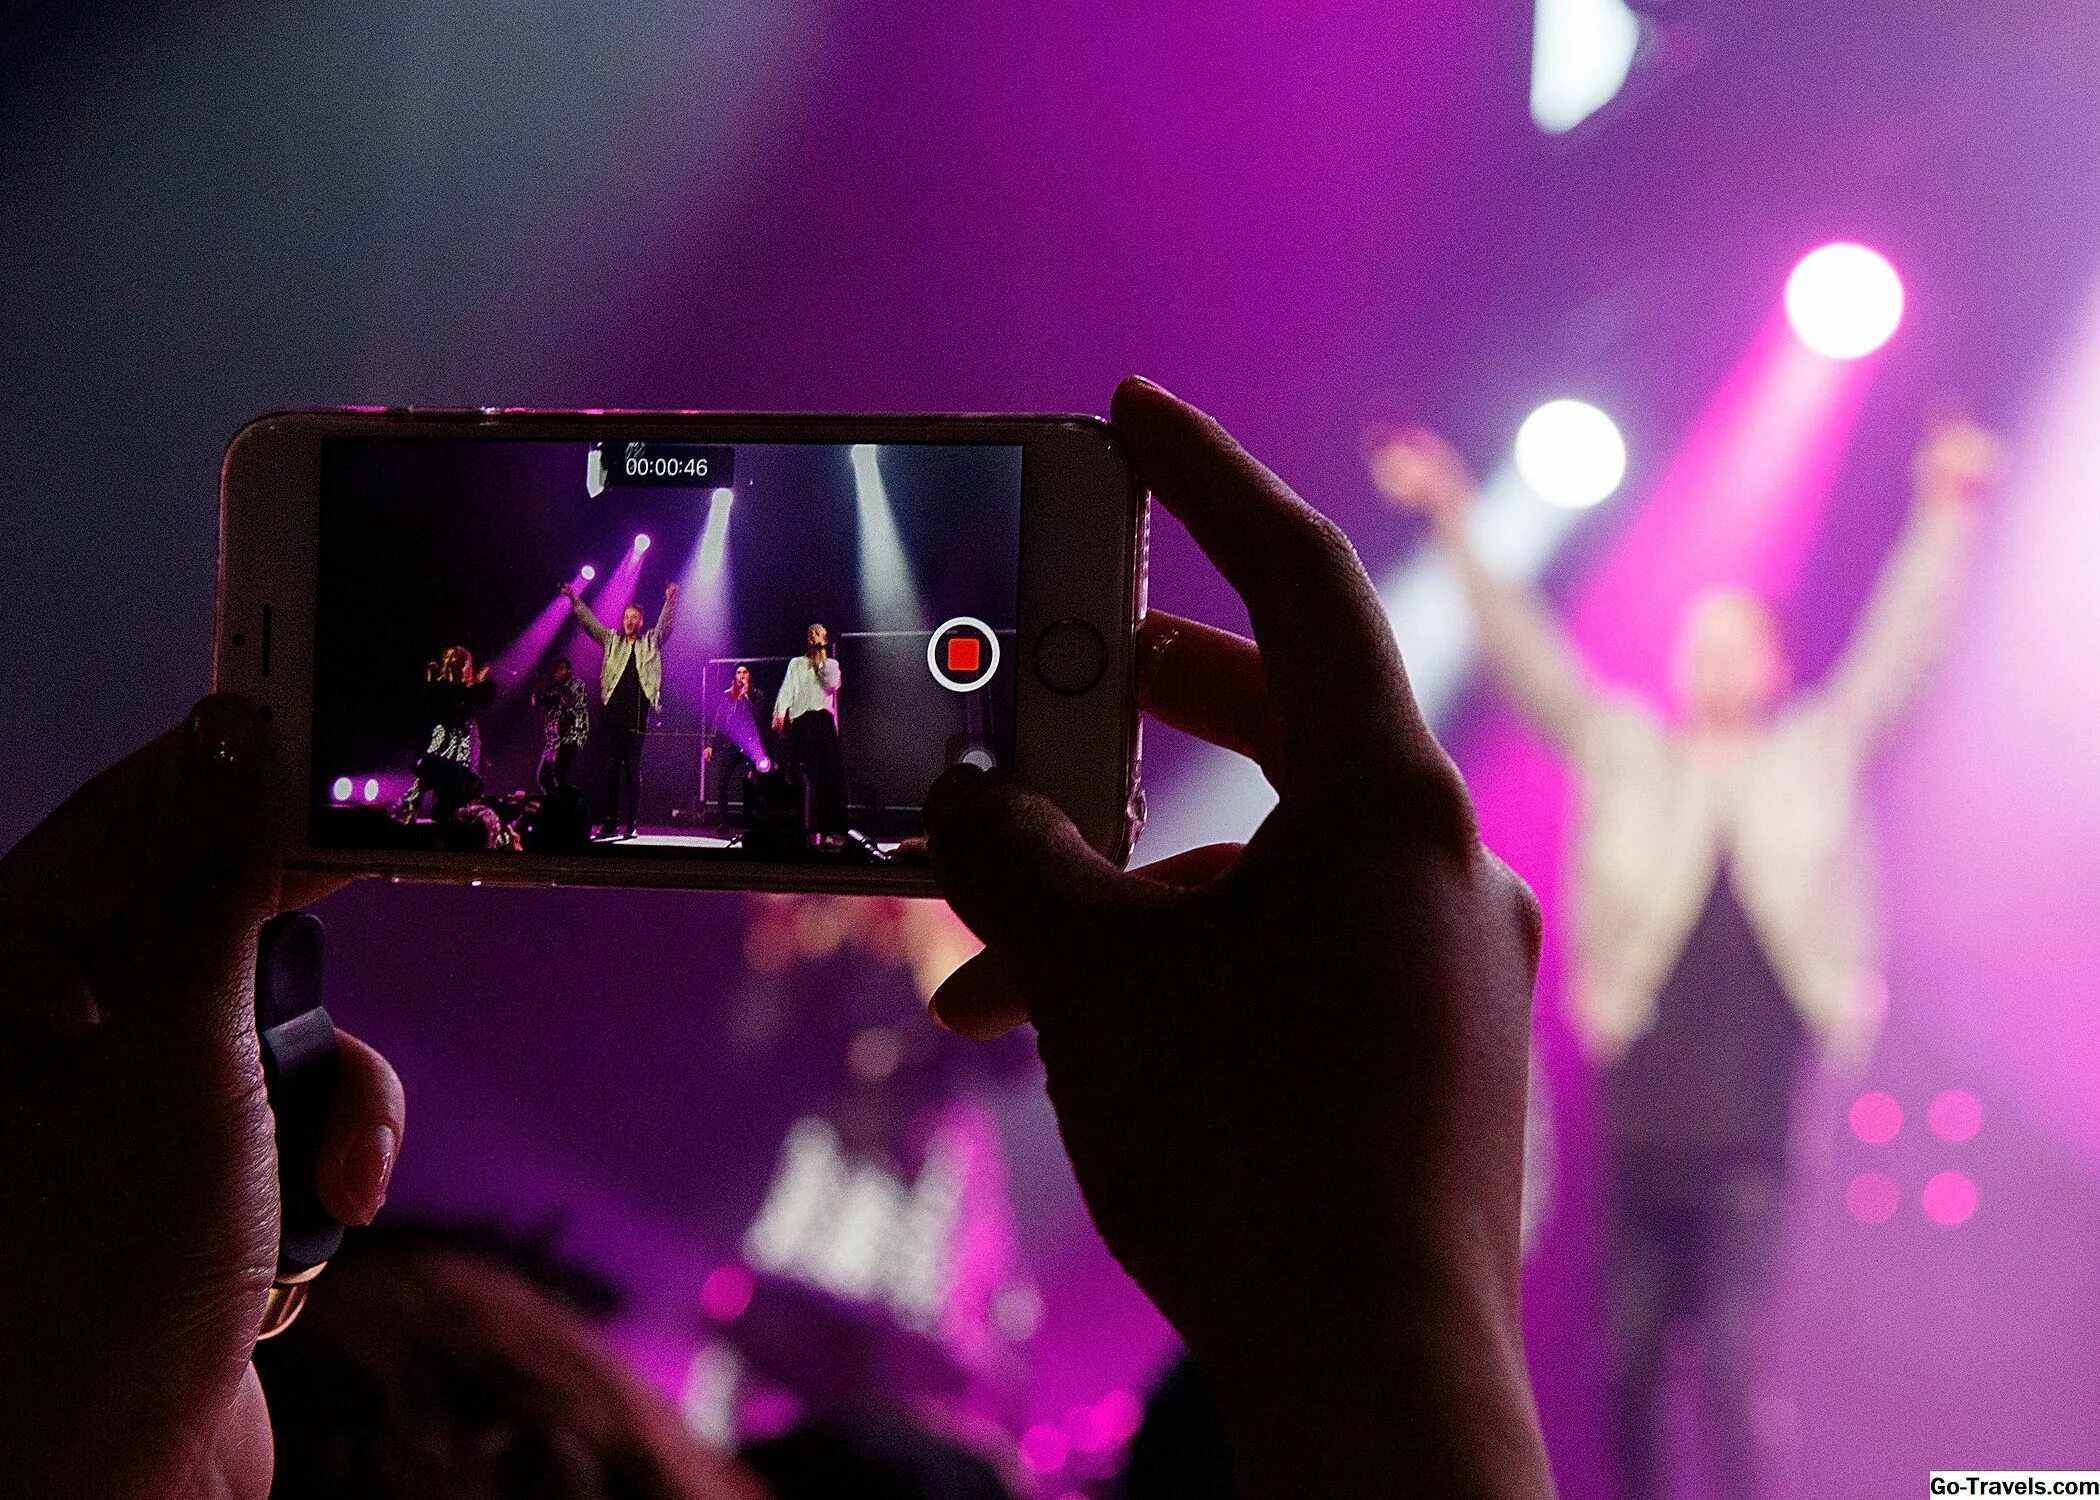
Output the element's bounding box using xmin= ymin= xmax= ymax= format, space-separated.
xmin=928 ymin=617 xmax=1000 ymax=692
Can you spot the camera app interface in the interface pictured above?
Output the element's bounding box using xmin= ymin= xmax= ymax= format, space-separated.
xmin=311 ymin=437 xmax=1021 ymax=865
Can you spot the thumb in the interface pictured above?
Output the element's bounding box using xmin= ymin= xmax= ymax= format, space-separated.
xmin=924 ymin=767 xmax=1146 ymax=962
xmin=100 ymin=695 xmax=282 ymax=1021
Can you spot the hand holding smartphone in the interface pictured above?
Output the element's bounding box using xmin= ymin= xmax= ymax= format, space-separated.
xmin=215 ymin=410 xmax=1146 ymax=894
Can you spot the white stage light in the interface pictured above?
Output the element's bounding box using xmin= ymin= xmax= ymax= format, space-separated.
xmin=1785 ymin=242 xmax=1904 ymax=360
xmin=1530 ymin=0 xmax=1643 ymax=134
xmin=1515 ymin=399 xmax=1628 ymax=509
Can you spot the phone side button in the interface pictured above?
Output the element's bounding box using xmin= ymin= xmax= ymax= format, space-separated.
xmin=1032 ymin=618 xmax=1108 ymax=696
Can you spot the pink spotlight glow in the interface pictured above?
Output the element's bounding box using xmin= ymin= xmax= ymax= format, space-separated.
xmin=579 ymin=564 xmax=596 ymax=582
xmin=698 ymin=1264 xmax=754 ymax=1322
xmin=330 ymin=776 xmax=353 ymax=802
xmin=361 ymin=778 xmax=380 ymax=803
xmin=1785 ymin=242 xmax=1904 ymax=360
xmin=1845 ymin=1171 xmax=1901 ymax=1224
xmin=1929 ymin=1089 xmax=1984 ymax=1143
xmin=1922 ymin=1170 xmax=1979 ymax=1226
xmin=1019 ymin=1424 xmax=1069 ymax=1475
xmin=632 ymin=532 xmax=651 ymax=554
xmin=1849 ymin=1090 xmax=1904 ymax=1145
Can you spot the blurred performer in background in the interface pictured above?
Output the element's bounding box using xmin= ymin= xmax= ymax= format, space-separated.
xmin=773 ymin=624 xmax=849 ymax=847
xmin=391 ymin=645 xmax=495 ymax=825
xmin=533 ymin=657 xmax=590 ymax=796
xmin=704 ymin=664 xmax=765 ymax=828
xmin=1369 ymin=415 xmax=1994 ymax=1499
xmin=562 ymin=580 xmax=678 ymax=841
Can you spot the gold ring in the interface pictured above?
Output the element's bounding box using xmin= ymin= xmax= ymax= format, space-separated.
xmin=257 ymin=1263 xmax=326 ymax=1340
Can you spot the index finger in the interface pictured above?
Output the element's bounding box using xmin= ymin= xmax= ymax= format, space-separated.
xmin=1111 ymin=377 xmax=1438 ymax=791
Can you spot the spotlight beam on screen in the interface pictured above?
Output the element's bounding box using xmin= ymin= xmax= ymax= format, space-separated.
xmin=491 ymin=568 xmax=593 ymax=691
xmin=668 ymin=486 xmax=737 ymax=690
xmin=850 ymin=445 xmax=927 ymax=630
xmin=527 ymin=543 xmax=649 ymax=693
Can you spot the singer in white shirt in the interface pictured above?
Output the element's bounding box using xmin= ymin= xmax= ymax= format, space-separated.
xmin=773 ymin=623 xmax=849 ymax=844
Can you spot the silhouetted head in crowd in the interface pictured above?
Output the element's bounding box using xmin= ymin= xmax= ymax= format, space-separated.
xmin=253 ymin=1220 xmax=761 ymax=1500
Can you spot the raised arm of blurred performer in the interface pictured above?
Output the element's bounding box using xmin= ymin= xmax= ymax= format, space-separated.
xmin=926 ymin=379 xmax=1553 ymax=1500
xmin=1367 ymin=426 xmax=1618 ymax=759
xmin=1811 ymin=416 xmax=1991 ymax=752
xmin=0 ymin=698 xmax=406 ymax=1500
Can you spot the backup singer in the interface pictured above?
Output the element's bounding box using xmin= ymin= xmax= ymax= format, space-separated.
xmin=532 ymin=657 xmax=590 ymax=796
xmin=390 ymin=646 xmax=495 ymax=825
xmin=703 ymin=663 xmax=763 ymax=828
xmin=1368 ymin=415 xmax=1993 ymax=1500
xmin=772 ymin=623 xmax=848 ymax=846
xmin=561 ymin=580 xmax=678 ymax=841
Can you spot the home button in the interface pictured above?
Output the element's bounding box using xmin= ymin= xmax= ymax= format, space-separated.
xmin=1033 ymin=618 xmax=1108 ymax=695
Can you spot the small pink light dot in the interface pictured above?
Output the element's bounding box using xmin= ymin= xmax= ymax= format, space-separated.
xmin=1921 ymin=1170 xmax=1977 ymax=1227
xmin=699 ymin=1264 xmax=754 ymax=1322
xmin=1928 ymin=1089 xmax=1982 ymax=1144
xmin=1019 ymin=1423 xmax=1069 ymax=1475
xmin=1094 ymin=1387 xmax=1144 ymax=1446
xmin=1849 ymin=1090 xmax=1903 ymax=1145
xmin=739 ymin=1386 xmax=801 ymax=1442
xmin=1845 ymin=1171 xmax=1900 ymax=1224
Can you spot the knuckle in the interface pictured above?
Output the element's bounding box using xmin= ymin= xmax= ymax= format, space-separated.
xmin=1375 ymin=755 xmax=1479 ymax=854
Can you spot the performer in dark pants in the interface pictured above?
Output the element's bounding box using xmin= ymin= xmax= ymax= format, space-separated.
xmin=1370 ymin=417 xmax=1993 ymax=1498
xmin=532 ymin=657 xmax=590 ymax=796
xmin=772 ymin=623 xmax=849 ymax=846
xmin=561 ymin=580 xmax=678 ymax=841
xmin=1602 ymin=862 xmax=1800 ymax=1497
xmin=391 ymin=645 xmax=495 ymax=824
xmin=704 ymin=663 xmax=764 ymax=827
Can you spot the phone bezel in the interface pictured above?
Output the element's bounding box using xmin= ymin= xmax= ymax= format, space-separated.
xmin=215 ymin=408 xmax=1145 ymax=897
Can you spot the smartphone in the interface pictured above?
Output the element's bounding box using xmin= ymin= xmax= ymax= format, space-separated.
xmin=216 ymin=409 xmax=1146 ymax=896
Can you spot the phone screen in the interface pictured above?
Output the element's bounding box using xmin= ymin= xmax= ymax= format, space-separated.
xmin=310 ymin=437 xmax=1022 ymax=865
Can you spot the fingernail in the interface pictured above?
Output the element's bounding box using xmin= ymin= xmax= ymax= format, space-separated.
xmin=186 ymin=694 xmax=263 ymax=778
xmin=343 ymin=1124 xmax=397 ymax=1225
xmin=1126 ymin=375 xmax=1171 ymax=395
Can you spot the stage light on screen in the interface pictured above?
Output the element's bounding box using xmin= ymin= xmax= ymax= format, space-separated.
xmin=1514 ymin=399 xmax=1627 ymax=509
xmin=580 ymin=564 xmax=596 ymax=582
xmin=711 ymin=486 xmax=733 ymax=505
xmin=849 ymin=444 xmax=928 ymax=628
xmin=1785 ymin=243 xmax=1903 ymax=360
xmin=330 ymin=776 xmax=353 ymax=802
xmin=362 ymin=778 xmax=379 ymax=803
xmin=633 ymin=533 xmax=652 ymax=554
